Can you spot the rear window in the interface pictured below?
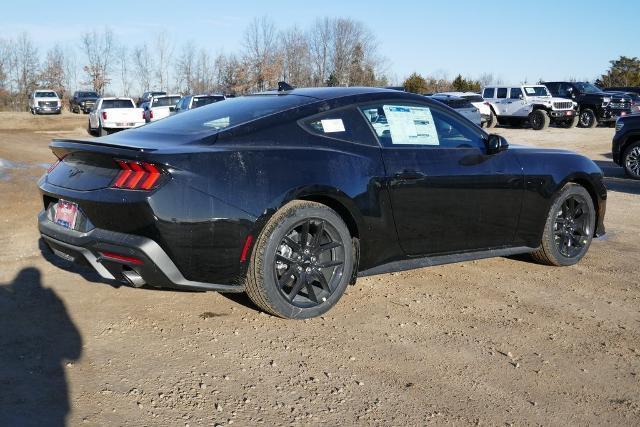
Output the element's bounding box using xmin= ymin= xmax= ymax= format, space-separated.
xmin=192 ymin=96 xmax=225 ymax=109
xmin=101 ymin=99 xmax=135 ymax=109
xmin=136 ymin=94 xmax=316 ymax=135
xmin=153 ymin=96 xmax=181 ymax=107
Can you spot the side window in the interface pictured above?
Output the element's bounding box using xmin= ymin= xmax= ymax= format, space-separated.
xmin=483 ymin=88 xmax=494 ymax=98
xmin=510 ymin=88 xmax=523 ymax=99
xmin=302 ymin=107 xmax=378 ymax=146
xmin=496 ymin=88 xmax=508 ymax=98
xmin=359 ymin=103 xmax=485 ymax=150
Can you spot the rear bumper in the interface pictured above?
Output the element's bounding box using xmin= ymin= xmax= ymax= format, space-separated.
xmin=38 ymin=210 xmax=244 ymax=293
xmin=102 ymin=121 xmax=145 ymax=130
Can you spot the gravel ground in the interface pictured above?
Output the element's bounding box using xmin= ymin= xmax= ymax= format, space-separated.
xmin=0 ymin=112 xmax=638 ymax=426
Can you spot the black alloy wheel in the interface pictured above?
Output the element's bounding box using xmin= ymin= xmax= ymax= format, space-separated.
xmin=553 ymin=196 xmax=592 ymax=258
xmin=531 ymin=184 xmax=595 ymax=266
xmin=623 ymin=142 xmax=640 ymax=179
xmin=274 ymin=218 xmax=345 ymax=307
xmin=579 ymin=109 xmax=597 ymax=128
xmin=245 ymin=200 xmax=354 ymax=319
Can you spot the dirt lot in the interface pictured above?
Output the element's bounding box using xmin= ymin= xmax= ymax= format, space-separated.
xmin=0 ymin=112 xmax=638 ymax=426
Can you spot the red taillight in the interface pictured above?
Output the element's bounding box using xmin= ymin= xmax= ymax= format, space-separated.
xmin=112 ymin=159 xmax=163 ymax=190
xmin=99 ymin=251 xmax=143 ymax=265
xmin=102 ymin=111 xmax=107 ymax=120
xmin=149 ymin=110 xmax=154 ymax=119
xmin=142 ymin=110 xmax=146 ymax=120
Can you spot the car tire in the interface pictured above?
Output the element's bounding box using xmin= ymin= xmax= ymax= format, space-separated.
xmin=622 ymin=141 xmax=640 ymax=180
xmin=87 ymin=121 xmax=97 ymax=136
xmin=578 ymin=109 xmax=597 ymax=128
xmin=529 ymin=110 xmax=550 ymax=130
xmin=485 ymin=112 xmax=497 ymax=128
xmin=98 ymin=123 xmax=108 ymax=137
xmin=245 ymin=200 xmax=354 ymax=319
xmin=530 ymin=183 xmax=596 ymax=267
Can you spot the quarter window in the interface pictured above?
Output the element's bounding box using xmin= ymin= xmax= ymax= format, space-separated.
xmin=302 ymin=107 xmax=378 ymax=146
xmin=496 ymin=88 xmax=508 ymax=98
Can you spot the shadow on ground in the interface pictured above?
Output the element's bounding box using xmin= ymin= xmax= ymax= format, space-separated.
xmin=0 ymin=268 xmax=81 ymax=426
xmin=593 ymin=160 xmax=640 ymax=195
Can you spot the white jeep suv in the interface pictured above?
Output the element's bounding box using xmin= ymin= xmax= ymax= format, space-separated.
xmin=482 ymin=85 xmax=577 ymax=130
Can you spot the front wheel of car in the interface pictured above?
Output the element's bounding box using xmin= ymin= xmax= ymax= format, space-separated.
xmin=245 ymin=200 xmax=354 ymax=319
xmin=529 ymin=110 xmax=550 ymax=130
xmin=578 ymin=109 xmax=597 ymax=128
xmin=530 ymin=183 xmax=595 ymax=267
xmin=485 ymin=112 xmax=497 ymax=128
xmin=623 ymin=141 xmax=640 ymax=180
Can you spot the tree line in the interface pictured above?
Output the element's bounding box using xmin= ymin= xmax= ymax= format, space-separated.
xmin=0 ymin=16 xmax=388 ymax=111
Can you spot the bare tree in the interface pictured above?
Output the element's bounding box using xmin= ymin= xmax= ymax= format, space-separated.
xmin=215 ymin=52 xmax=249 ymax=95
xmin=131 ymin=43 xmax=154 ymax=94
xmin=242 ymin=16 xmax=282 ymax=92
xmin=154 ymin=32 xmax=173 ymax=91
xmin=39 ymin=45 xmax=66 ymax=99
xmin=10 ymin=32 xmax=39 ymax=110
xmin=63 ymin=46 xmax=80 ymax=94
xmin=175 ymin=41 xmax=197 ymax=93
xmin=307 ymin=17 xmax=333 ymax=86
xmin=81 ymin=28 xmax=115 ymax=94
xmin=115 ymin=44 xmax=131 ymax=96
xmin=280 ymin=26 xmax=312 ymax=86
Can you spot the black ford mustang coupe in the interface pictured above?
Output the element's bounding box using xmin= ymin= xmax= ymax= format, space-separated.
xmin=38 ymin=87 xmax=606 ymax=319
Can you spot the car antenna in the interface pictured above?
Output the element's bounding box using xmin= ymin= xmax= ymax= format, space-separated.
xmin=278 ymin=81 xmax=295 ymax=92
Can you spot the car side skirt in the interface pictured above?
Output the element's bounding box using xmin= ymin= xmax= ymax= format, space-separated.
xmin=358 ymin=246 xmax=536 ymax=277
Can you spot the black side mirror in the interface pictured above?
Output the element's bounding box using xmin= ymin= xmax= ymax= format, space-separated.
xmin=486 ymin=134 xmax=509 ymax=154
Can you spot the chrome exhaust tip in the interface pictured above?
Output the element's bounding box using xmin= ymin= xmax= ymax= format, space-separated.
xmin=122 ymin=269 xmax=146 ymax=288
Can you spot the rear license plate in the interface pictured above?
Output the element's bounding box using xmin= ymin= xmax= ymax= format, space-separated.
xmin=54 ymin=200 xmax=78 ymax=229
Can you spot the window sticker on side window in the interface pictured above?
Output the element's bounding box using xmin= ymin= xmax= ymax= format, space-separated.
xmin=524 ymin=87 xmax=536 ymax=94
xmin=383 ymin=105 xmax=439 ymax=145
xmin=320 ymin=118 xmax=345 ymax=133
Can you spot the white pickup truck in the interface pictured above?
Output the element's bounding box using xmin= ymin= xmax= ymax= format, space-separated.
xmin=29 ymin=90 xmax=62 ymax=115
xmin=88 ymin=97 xmax=145 ymax=136
xmin=143 ymin=94 xmax=181 ymax=123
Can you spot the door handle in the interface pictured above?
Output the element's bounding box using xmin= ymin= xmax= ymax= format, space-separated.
xmin=394 ymin=171 xmax=425 ymax=181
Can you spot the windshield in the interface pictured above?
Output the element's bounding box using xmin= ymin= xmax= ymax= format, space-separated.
xmin=79 ymin=91 xmax=98 ymax=98
xmin=192 ymin=96 xmax=225 ymax=109
xmin=136 ymin=94 xmax=316 ymax=136
xmin=101 ymin=99 xmax=135 ymax=109
xmin=35 ymin=91 xmax=57 ymax=98
xmin=523 ymin=86 xmax=550 ymax=97
xmin=153 ymin=96 xmax=181 ymax=107
xmin=574 ymin=82 xmax=602 ymax=94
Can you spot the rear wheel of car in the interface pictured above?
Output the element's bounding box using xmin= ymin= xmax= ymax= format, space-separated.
xmin=98 ymin=123 xmax=108 ymax=136
xmin=530 ymin=184 xmax=595 ymax=267
xmin=245 ymin=200 xmax=354 ymax=319
xmin=578 ymin=109 xmax=597 ymax=128
xmin=623 ymin=141 xmax=640 ymax=180
xmin=529 ymin=110 xmax=550 ymax=130
xmin=87 ymin=121 xmax=97 ymax=136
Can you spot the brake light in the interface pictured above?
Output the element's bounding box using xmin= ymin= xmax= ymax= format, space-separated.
xmin=142 ymin=110 xmax=146 ymax=120
xmin=102 ymin=111 xmax=107 ymax=120
xmin=99 ymin=251 xmax=143 ymax=265
xmin=150 ymin=110 xmax=154 ymax=119
xmin=112 ymin=159 xmax=163 ymax=190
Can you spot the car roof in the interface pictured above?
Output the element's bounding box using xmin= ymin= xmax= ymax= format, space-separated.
xmin=259 ymin=86 xmax=400 ymax=100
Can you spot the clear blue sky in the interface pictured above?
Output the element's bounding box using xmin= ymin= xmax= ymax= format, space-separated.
xmin=1 ymin=0 xmax=638 ymax=84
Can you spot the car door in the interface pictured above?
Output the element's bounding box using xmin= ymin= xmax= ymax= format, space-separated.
xmin=360 ymin=101 xmax=524 ymax=256
xmin=494 ymin=87 xmax=509 ymax=115
xmin=507 ymin=88 xmax=528 ymax=117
